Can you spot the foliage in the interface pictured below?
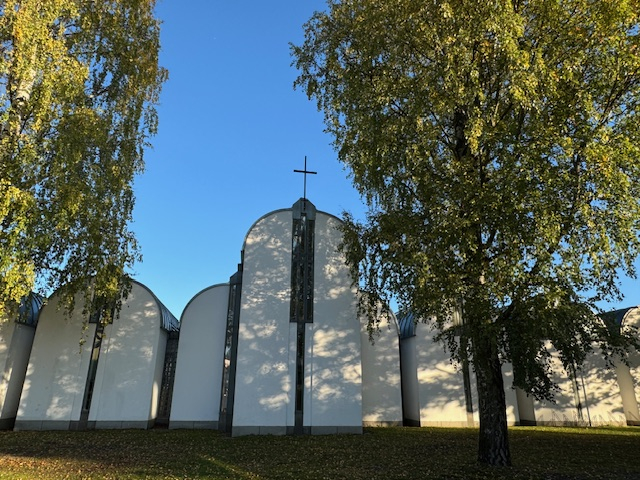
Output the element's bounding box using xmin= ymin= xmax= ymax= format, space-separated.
xmin=293 ymin=0 xmax=640 ymax=466
xmin=0 ymin=0 xmax=166 ymax=317
xmin=0 ymin=427 xmax=639 ymax=479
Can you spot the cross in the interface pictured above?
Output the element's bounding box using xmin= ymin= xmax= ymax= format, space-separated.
xmin=293 ymin=156 xmax=317 ymax=200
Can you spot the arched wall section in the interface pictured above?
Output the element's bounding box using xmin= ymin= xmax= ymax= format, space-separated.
xmin=170 ymin=283 xmax=230 ymax=429
xmin=15 ymin=280 xmax=175 ymax=430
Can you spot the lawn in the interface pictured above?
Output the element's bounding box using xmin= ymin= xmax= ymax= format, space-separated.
xmin=0 ymin=426 xmax=638 ymax=479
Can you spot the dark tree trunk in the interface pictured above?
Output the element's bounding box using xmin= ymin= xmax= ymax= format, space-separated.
xmin=473 ymin=333 xmax=512 ymax=466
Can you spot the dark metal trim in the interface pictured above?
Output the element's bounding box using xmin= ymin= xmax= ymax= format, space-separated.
xmin=219 ymin=268 xmax=243 ymax=434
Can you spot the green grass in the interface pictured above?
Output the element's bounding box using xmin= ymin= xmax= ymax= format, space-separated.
xmin=0 ymin=427 xmax=638 ymax=479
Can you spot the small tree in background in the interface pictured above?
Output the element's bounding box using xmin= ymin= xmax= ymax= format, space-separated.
xmin=293 ymin=0 xmax=640 ymax=466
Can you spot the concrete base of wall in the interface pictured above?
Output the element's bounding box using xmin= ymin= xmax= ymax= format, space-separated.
xmin=231 ymin=425 xmax=363 ymax=436
xmin=0 ymin=417 xmax=16 ymax=430
xmin=169 ymin=421 xmax=218 ymax=429
xmin=93 ymin=420 xmax=154 ymax=429
xmin=15 ymin=419 xmax=155 ymax=431
xmin=516 ymin=419 xmax=538 ymax=426
xmin=419 ymin=420 xmax=479 ymax=427
xmin=403 ymin=418 xmax=420 ymax=427
xmin=362 ymin=421 xmax=402 ymax=427
xmin=15 ymin=420 xmax=71 ymax=431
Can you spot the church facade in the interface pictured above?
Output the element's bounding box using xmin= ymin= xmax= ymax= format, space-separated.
xmin=0 ymin=197 xmax=639 ymax=433
xmin=170 ymin=198 xmax=402 ymax=435
xmin=13 ymin=280 xmax=178 ymax=430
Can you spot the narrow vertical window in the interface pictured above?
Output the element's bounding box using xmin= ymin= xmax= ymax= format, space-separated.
xmin=78 ymin=304 xmax=113 ymax=429
xmin=290 ymin=199 xmax=316 ymax=435
xmin=157 ymin=330 xmax=180 ymax=425
xmin=82 ymin=322 xmax=104 ymax=414
xmin=290 ymin=200 xmax=315 ymax=324
xmin=219 ymin=269 xmax=242 ymax=433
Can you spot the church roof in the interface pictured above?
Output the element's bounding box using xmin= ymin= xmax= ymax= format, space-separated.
xmin=398 ymin=312 xmax=417 ymax=339
xmin=601 ymin=307 xmax=636 ymax=326
xmin=16 ymin=292 xmax=45 ymax=327
xmin=130 ymin=279 xmax=179 ymax=332
xmin=158 ymin=300 xmax=180 ymax=332
xmin=599 ymin=306 xmax=639 ymax=336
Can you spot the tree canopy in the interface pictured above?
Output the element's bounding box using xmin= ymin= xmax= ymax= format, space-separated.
xmin=293 ymin=0 xmax=640 ymax=466
xmin=0 ymin=0 xmax=166 ymax=316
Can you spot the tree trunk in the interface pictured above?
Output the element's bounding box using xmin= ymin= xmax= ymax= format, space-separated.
xmin=473 ymin=333 xmax=512 ymax=466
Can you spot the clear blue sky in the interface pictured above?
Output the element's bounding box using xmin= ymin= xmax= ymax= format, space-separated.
xmin=131 ymin=0 xmax=639 ymax=319
xmin=131 ymin=1 xmax=365 ymax=317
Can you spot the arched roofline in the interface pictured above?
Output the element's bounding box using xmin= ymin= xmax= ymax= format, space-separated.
xmin=179 ymin=282 xmax=230 ymax=323
xmin=619 ymin=306 xmax=639 ymax=327
xmin=398 ymin=312 xmax=418 ymax=339
xmin=16 ymin=292 xmax=45 ymax=327
xmin=241 ymin=198 xmax=344 ymax=252
xmin=130 ymin=279 xmax=180 ymax=333
xmin=43 ymin=278 xmax=179 ymax=333
xmin=357 ymin=290 xmax=400 ymax=337
xmin=599 ymin=306 xmax=639 ymax=331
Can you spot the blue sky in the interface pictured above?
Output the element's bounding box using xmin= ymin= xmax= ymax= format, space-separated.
xmin=131 ymin=1 xmax=365 ymax=317
xmin=132 ymin=0 xmax=639 ymax=318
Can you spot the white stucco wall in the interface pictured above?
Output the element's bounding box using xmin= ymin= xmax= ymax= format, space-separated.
xmin=534 ymin=345 xmax=584 ymax=425
xmin=399 ymin=320 xmax=519 ymax=427
xmin=0 ymin=320 xmax=36 ymax=428
xmin=16 ymin=281 xmax=172 ymax=430
xmin=534 ymin=341 xmax=631 ymax=427
xmin=231 ymin=205 xmax=363 ymax=435
xmin=16 ymin=296 xmax=95 ymax=430
xmin=501 ymin=362 xmax=520 ymax=425
xmin=397 ymin=320 xmax=480 ymax=427
xmin=580 ymin=346 xmax=626 ymax=426
xmin=170 ymin=284 xmax=230 ymax=428
xmin=360 ymin=308 xmax=403 ymax=426
xmin=622 ymin=309 xmax=640 ymax=425
xmin=88 ymin=282 xmax=166 ymax=428
xmin=233 ymin=209 xmax=293 ymax=434
xmin=415 ymin=325 xmax=478 ymax=427
xmin=308 ymin=213 xmax=362 ymax=433
xmin=399 ymin=336 xmax=421 ymax=426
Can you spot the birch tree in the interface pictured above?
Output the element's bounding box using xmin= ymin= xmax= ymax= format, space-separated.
xmin=0 ymin=0 xmax=166 ymax=316
xmin=293 ymin=0 xmax=640 ymax=466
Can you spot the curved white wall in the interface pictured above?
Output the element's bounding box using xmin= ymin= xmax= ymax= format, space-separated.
xmin=580 ymin=346 xmax=627 ymax=426
xmin=0 ymin=320 xmax=36 ymax=429
xmin=232 ymin=209 xmax=293 ymax=434
xmin=16 ymin=295 xmax=95 ymax=430
xmin=170 ymin=284 xmax=229 ymax=428
xmin=398 ymin=321 xmax=479 ymax=427
xmin=16 ymin=281 xmax=170 ymax=430
xmin=533 ymin=340 xmax=630 ymax=427
xmin=308 ymin=213 xmax=362 ymax=433
xmin=231 ymin=207 xmax=362 ymax=435
xmin=360 ymin=308 xmax=403 ymax=426
xmin=533 ymin=343 xmax=592 ymax=426
xmin=89 ymin=282 xmax=166 ymax=428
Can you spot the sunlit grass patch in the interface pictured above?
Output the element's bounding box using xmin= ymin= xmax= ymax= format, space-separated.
xmin=0 ymin=426 xmax=638 ymax=479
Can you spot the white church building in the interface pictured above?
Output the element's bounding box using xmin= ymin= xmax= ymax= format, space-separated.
xmin=0 ymin=196 xmax=639 ymax=434
xmin=525 ymin=308 xmax=640 ymax=427
xmin=170 ymin=198 xmax=403 ymax=435
xmin=398 ymin=307 xmax=640 ymax=429
xmin=14 ymin=280 xmax=179 ymax=430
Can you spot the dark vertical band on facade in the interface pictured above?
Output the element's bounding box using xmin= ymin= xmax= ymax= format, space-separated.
xmin=219 ymin=268 xmax=243 ymax=434
xmin=291 ymin=199 xmax=316 ymax=324
xmin=157 ymin=330 xmax=180 ymax=425
xmin=79 ymin=320 xmax=105 ymax=429
xmin=291 ymin=199 xmax=316 ymax=434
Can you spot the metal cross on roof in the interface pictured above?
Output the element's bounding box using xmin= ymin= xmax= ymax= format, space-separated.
xmin=293 ymin=156 xmax=317 ymax=200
